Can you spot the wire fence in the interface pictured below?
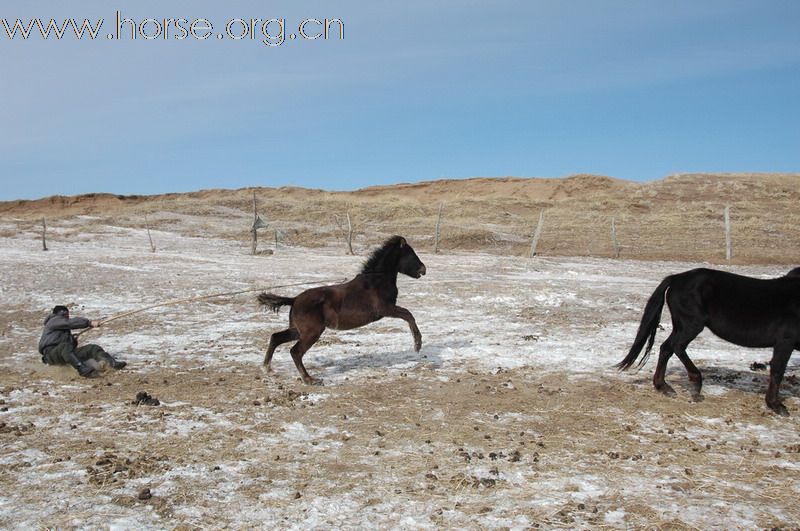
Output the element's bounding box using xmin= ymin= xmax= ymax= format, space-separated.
xmin=17 ymin=182 xmax=800 ymax=266
xmin=336 ymin=202 xmax=800 ymax=265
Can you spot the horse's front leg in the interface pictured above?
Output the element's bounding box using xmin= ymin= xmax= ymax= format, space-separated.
xmin=766 ymin=343 xmax=794 ymax=416
xmin=384 ymin=305 xmax=422 ymax=352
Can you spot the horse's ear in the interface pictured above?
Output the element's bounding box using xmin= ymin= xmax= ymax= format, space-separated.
xmin=399 ymin=237 xmax=406 ymax=248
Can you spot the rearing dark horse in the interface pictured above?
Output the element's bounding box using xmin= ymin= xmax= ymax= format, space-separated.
xmin=618 ymin=267 xmax=800 ymax=416
xmin=258 ymin=236 xmax=426 ymax=385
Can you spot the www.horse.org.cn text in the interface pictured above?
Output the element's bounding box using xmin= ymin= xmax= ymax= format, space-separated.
xmin=1 ymin=11 xmax=345 ymax=47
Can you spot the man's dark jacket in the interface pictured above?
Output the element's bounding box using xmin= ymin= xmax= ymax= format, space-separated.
xmin=38 ymin=314 xmax=91 ymax=354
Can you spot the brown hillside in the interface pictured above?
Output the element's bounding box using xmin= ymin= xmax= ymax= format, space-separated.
xmin=1 ymin=173 xmax=798 ymax=264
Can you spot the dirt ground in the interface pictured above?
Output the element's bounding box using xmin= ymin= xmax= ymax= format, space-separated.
xmin=3 ymin=359 xmax=800 ymax=529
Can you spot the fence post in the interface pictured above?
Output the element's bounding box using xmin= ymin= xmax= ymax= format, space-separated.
xmin=434 ymin=202 xmax=443 ymax=254
xmin=251 ymin=192 xmax=258 ymax=255
xmin=145 ymin=214 xmax=156 ymax=253
xmin=529 ymin=210 xmax=545 ymax=258
xmin=41 ymin=217 xmax=48 ymax=251
xmin=251 ymin=191 xmax=268 ymax=255
xmin=724 ymin=205 xmax=732 ymax=261
xmin=611 ymin=217 xmax=620 ymax=259
xmin=346 ymin=210 xmax=354 ymax=255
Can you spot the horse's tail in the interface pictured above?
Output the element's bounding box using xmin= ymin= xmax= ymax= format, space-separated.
xmin=616 ymin=275 xmax=673 ymax=371
xmin=257 ymin=293 xmax=295 ymax=312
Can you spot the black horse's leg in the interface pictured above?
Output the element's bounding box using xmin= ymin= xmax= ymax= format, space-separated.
xmin=384 ymin=305 xmax=422 ymax=352
xmin=264 ymin=328 xmax=299 ymax=372
xmin=766 ymin=343 xmax=794 ymax=416
xmin=655 ymin=309 xmax=703 ymax=398
xmin=290 ymin=326 xmax=324 ymax=385
xmin=674 ymin=348 xmax=703 ymax=401
xmin=671 ymin=343 xmax=703 ymax=401
xmin=672 ymin=326 xmax=704 ymax=401
xmin=653 ymin=333 xmax=677 ymax=396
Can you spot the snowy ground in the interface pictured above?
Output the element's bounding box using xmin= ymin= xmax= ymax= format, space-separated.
xmin=1 ymin=218 xmax=800 ymax=529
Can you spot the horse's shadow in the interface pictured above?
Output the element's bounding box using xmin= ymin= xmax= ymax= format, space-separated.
xmin=310 ymin=339 xmax=469 ymax=377
xmin=629 ymin=363 xmax=800 ymax=400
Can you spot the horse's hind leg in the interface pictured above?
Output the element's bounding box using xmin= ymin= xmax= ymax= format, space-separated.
xmin=290 ymin=326 xmax=324 ymax=386
xmin=674 ymin=346 xmax=703 ymax=401
xmin=264 ymin=328 xmax=299 ymax=373
xmin=766 ymin=343 xmax=793 ymax=416
xmin=671 ymin=324 xmax=703 ymax=400
xmin=654 ymin=317 xmax=703 ymax=398
xmin=653 ymin=333 xmax=677 ymax=396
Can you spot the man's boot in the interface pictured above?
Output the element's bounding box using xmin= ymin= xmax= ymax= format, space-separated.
xmin=77 ymin=362 xmax=99 ymax=378
xmin=79 ymin=344 xmax=126 ymax=370
xmin=62 ymin=347 xmax=98 ymax=378
xmin=100 ymin=351 xmax=126 ymax=370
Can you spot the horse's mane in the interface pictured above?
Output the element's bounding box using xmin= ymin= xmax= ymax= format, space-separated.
xmin=361 ymin=236 xmax=405 ymax=274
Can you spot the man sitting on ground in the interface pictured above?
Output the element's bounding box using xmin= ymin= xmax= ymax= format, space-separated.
xmin=38 ymin=305 xmax=126 ymax=378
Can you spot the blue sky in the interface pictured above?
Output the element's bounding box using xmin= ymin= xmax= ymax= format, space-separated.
xmin=1 ymin=1 xmax=798 ymax=200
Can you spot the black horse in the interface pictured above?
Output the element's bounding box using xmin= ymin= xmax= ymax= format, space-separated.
xmin=258 ymin=236 xmax=426 ymax=385
xmin=618 ymin=267 xmax=800 ymax=415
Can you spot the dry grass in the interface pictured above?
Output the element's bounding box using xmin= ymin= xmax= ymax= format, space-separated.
xmin=2 ymin=173 xmax=800 ymax=264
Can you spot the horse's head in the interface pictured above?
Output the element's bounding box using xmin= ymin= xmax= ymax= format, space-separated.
xmin=362 ymin=236 xmax=426 ymax=278
xmin=395 ymin=237 xmax=426 ymax=279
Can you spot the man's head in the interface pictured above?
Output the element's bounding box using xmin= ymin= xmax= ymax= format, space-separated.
xmin=52 ymin=305 xmax=69 ymax=317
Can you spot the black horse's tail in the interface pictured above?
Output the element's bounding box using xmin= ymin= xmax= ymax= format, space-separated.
xmin=616 ymin=275 xmax=673 ymax=371
xmin=257 ymin=293 xmax=295 ymax=312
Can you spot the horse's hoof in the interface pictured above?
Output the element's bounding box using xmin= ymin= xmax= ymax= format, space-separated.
xmin=769 ymin=403 xmax=789 ymax=417
xmin=690 ymin=393 xmax=704 ymax=403
xmin=656 ymin=385 xmax=677 ymax=397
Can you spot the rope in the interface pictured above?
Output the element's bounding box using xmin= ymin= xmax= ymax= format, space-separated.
xmin=74 ymin=277 xmax=346 ymax=337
